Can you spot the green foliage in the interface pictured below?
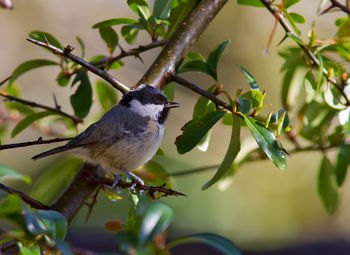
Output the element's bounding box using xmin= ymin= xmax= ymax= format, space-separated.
xmin=239 ymin=66 xmax=259 ymax=90
xmin=70 ymin=70 xmax=93 ymax=118
xmin=237 ymin=0 xmax=264 ymax=7
xmin=95 ymin=80 xmax=118 ymax=112
xmin=99 ymin=27 xmax=119 ymax=54
xmin=0 ymin=165 xmax=31 ymax=184
xmin=28 ymin=31 xmax=63 ymax=49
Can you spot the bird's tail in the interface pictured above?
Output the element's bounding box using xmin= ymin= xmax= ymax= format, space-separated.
xmin=32 ymin=146 xmax=70 ymax=160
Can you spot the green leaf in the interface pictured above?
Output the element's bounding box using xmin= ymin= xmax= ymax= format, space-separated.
xmin=0 ymin=165 xmax=31 ymax=184
xmin=92 ymin=18 xmax=143 ymax=29
xmin=11 ymin=111 xmax=54 ymax=138
xmin=283 ymin=10 xmax=300 ymax=35
xmin=203 ymin=114 xmax=241 ymax=190
xmin=153 ymin=0 xmax=173 ymax=19
xmin=121 ymin=25 xmax=139 ymax=44
xmin=179 ymin=60 xmax=215 ymax=80
xmin=185 ymin=51 xmax=205 ymax=62
xmin=335 ymin=143 xmax=350 ymax=186
xmin=289 ymin=12 xmax=305 ymax=24
xmin=168 ymin=233 xmax=242 ymax=255
xmin=318 ymin=155 xmax=339 ymax=214
xmin=335 ymin=17 xmax=348 ymax=27
xmin=287 ymin=32 xmax=304 ymax=45
xmin=9 ymin=59 xmax=58 ymax=85
xmin=335 ymin=19 xmax=350 ymax=43
xmin=18 ymin=243 xmax=40 ymax=255
xmin=109 ymin=60 xmax=124 ymax=70
xmin=163 ymin=82 xmax=175 ymax=101
xmin=284 ymin=0 xmax=300 ymax=8
xmin=244 ymin=116 xmax=286 ymax=169
xmin=37 ymin=210 xmax=67 ymax=240
xmin=96 ymin=80 xmax=117 ymax=112
xmin=237 ymin=0 xmax=264 ymax=7
xmin=70 ymin=70 xmax=93 ymax=118
xmin=139 ymin=201 xmax=174 ymax=246
xmin=0 ymin=194 xmax=23 ymax=216
xmin=56 ymin=71 xmax=71 ymax=87
xmin=237 ymin=96 xmax=251 ymax=114
xmin=28 ymin=31 xmax=63 ymax=49
xmin=99 ymin=27 xmax=119 ymax=54
xmin=193 ymin=85 xmax=216 ymax=118
xmin=206 ymin=40 xmax=230 ymax=81
xmin=127 ymin=0 xmax=151 ymax=20
xmin=76 ymin=36 xmax=85 ymax=58
xmin=316 ymin=53 xmax=324 ymax=94
xmin=239 ymin=66 xmax=259 ymax=90
xmin=176 ymin=111 xmax=226 ymax=154
xmin=277 ymin=109 xmax=289 ymax=130
xmin=241 ymin=90 xmax=264 ymax=109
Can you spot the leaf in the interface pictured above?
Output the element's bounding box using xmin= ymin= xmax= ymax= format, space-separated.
xmin=237 ymin=0 xmax=264 ymax=7
xmin=168 ymin=233 xmax=242 ymax=255
xmin=11 ymin=111 xmax=54 ymax=138
xmin=56 ymin=71 xmax=71 ymax=87
xmin=179 ymin=61 xmax=215 ymax=80
xmin=237 ymin=96 xmax=251 ymax=114
xmin=283 ymin=10 xmax=300 ymax=35
xmin=109 ymin=60 xmax=124 ymax=70
xmin=185 ymin=51 xmax=205 ymax=62
xmin=0 ymin=165 xmax=31 ymax=184
xmin=121 ymin=25 xmax=139 ymax=44
xmin=315 ymin=53 xmax=324 ymax=94
xmin=163 ymin=82 xmax=175 ymax=101
xmin=70 ymin=70 xmax=93 ymax=118
xmin=176 ymin=111 xmax=226 ymax=154
xmin=284 ymin=0 xmax=300 ymax=8
xmin=318 ymin=156 xmax=339 ymax=214
xmin=127 ymin=0 xmax=151 ymax=20
xmin=206 ymin=40 xmax=230 ymax=81
xmin=9 ymin=59 xmax=58 ymax=85
xmin=76 ymin=36 xmax=85 ymax=58
xmin=0 ymin=194 xmax=23 ymax=216
xmin=244 ymin=116 xmax=286 ymax=169
xmin=335 ymin=19 xmax=350 ymax=43
xmin=99 ymin=27 xmax=119 ymax=54
xmin=239 ymin=66 xmax=259 ymax=90
xmin=335 ymin=143 xmax=350 ymax=186
xmin=277 ymin=109 xmax=289 ymax=130
xmin=37 ymin=210 xmax=67 ymax=240
xmin=324 ymin=85 xmax=347 ymax=110
xmin=290 ymin=12 xmax=305 ymax=24
xmin=28 ymin=31 xmax=63 ymax=49
xmin=287 ymin=32 xmax=304 ymax=45
xmin=202 ymin=114 xmax=241 ymax=190
xmin=18 ymin=243 xmax=40 ymax=255
xmin=193 ymin=85 xmax=216 ymax=118
xmin=241 ymin=90 xmax=264 ymax=109
xmin=96 ymin=80 xmax=118 ymax=112
xmin=92 ymin=18 xmax=143 ymax=29
xmin=139 ymin=201 xmax=174 ymax=246
xmin=153 ymin=0 xmax=173 ymax=19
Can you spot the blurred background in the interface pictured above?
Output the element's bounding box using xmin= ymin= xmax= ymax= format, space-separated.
xmin=1 ymin=0 xmax=350 ymax=254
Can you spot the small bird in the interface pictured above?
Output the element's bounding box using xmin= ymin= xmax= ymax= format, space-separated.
xmin=32 ymin=84 xmax=179 ymax=187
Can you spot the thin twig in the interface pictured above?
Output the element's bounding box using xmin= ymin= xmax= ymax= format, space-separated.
xmin=0 ymin=183 xmax=50 ymax=210
xmin=0 ymin=90 xmax=83 ymax=124
xmin=329 ymin=0 xmax=350 ymax=14
xmin=0 ymin=75 xmax=11 ymax=86
xmin=26 ymin=37 xmax=130 ymax=94
xmin=260 ymin=0 xmax=350 ymax=106
xmin=171 ymin=164 xmax=219 ymax=177
xmin=0 ymin=137 xmax=71 ymax=150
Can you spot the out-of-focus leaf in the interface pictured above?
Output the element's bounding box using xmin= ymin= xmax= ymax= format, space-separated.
xmin=335 ymin=19 xmax=350 ymax=43
xmin=335 ymin=17 xmax=348 ymax=27
xmin=284 ymin=0 xmax=300 ymax=8
xmin=163 ymin=82 xmax=175 ymax=101
xmin=92 ymin=18 xmax=143 ymax=29
xmin=9 ymin=60 xmax=58 ymax=85
xmin=76 ymin=36 xmax=85 ymax=58
xmin=99 ymin=27 xmax=119 ymax=54
xmin=290 ymin=12 xmax=305 ymax=24
xmin=237 ymin=0 xmax=264 ymax=7
xmin=335 ymin=143 xmax=350 ymax=186
xmin=168 ymin=233 xmax=242 ymax=255
xmin=239 ymin=66 xmax=259 ymax=90
xmin=203 ymin=114 xmax=241 ymax=190
xmin=318 ymin=155 xmax=339 ymax=214
xmin=70 ymin=70 xmax=93 ymax=118
xmin=185 ymin=51 xmax=205 ymax=62
xmin=277 ymin=109 xmax=289 ymax=130
xmin=37 ymin=210 xmax=67 ymax=240
xmin=244 ymin=115 xmax=286 ymax=169
xmin=121 ymin=25 xmax=139 ymax=44
xmin=0 ymin=194 xmax=23 ymax=216
xmin=96 ymin=80 xmax=118 ymax=112
xmin=144 ymin=161 xmax=169 ymax=185
xmin=18 ymin=243 xmax=40 ymax=255
xmin=139 ymin=201 xmax=174 ymax=246
xmin=283 ymin=10 xmax=300 ymax=35
xmin=105 ymin=220 xmax=124 ymax=232
xmin=176 ymin=111 xmax=226 ymax=154
xmin=0 ymin=165 xmax=31 ymax=184
xmin=154 ymin=0 xmax=173 ymax=19
xmin=11 ymin=111 xmax=54 ymax=138
xmin=56 ymin=71 xmax=71 ymax=87
xmin=324 ymin=85 xmax=347 ymax=110
xmin=206 ymin=40 xmax=230 ymax=81
xmin=127 ymin=0 xmax=151 ymax=20
xmin=179 ymin=60 xmax=215 ymax=80
xmin=196 ymin=130 xmax=212 ymax=152
xmin=28 ymin=31 xmax=62 ymax=49
xmin=316 ymin=53 xmax=324 ymax=94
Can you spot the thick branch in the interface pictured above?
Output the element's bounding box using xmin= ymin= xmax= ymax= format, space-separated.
xmin=0 ymin=91 xmax=82 ymax=124
xmin=0 ymin=137 xmax=71 ymax=150
xmin=329 ymin=0 xmax=350 ymax=13
xmin=138 ymin=0 xmax=229 ymax=89
xmin=260 ymin=0 xmax=350 ymax=106
xmin=26 ymin=37 xmax=130 ymax=94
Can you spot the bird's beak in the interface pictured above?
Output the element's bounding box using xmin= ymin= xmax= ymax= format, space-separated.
xmin=165 ymin=101 xmax=180 ymax=109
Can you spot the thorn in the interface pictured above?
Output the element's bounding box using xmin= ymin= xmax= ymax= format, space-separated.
xmin=52 ymin=93 xmax=61 ymax=110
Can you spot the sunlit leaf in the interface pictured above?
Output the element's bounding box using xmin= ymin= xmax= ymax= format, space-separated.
xmin=239 ymin=66 xmax=259 ymax=90
xmin=335 ymin=143 xmax=350 ymax=186
xmin=127 ymin=0 xmax=151 ymax=20
xmin=37 ymin=210 xmax=67 ymax=240
xmin=92 ymin=18 xmax=143 ymax=29
xmin=99 ymin=27 xmax=119 ymax=54
xmin=179 ymin=60 xmax=215 ymax=80
xmin=185 ymin=51 xmax=205 ymax=62
xmin=290 ymin=12 xmax=305 ymax=24
xmin=0 ymin=165 xmax=31 ymax=184
xmin=153 ymin=0 xmax=173 ymax=19
xmin=18 ymin=243 xmax=40 ymax=255
xmin=335 ymin=19 xmax=350 ymax=43
xmin=96 ymin=80 xmax=118 ymax=112
xmin=163 ymin=82 xmax=175 ymax=101
xmin=121 ymin=25 xmax=139 ymax=44
xmin=207 ymin=40 xmax=230 ymax=81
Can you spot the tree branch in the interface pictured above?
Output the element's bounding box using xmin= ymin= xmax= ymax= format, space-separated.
xmin=260 ymin=0 xmax=350 ymax=106
xmin=329 ymin=0 xmax=350 ymax=14
xmin=0 ymin=90 xmax=83 ymax=124
xmin=26 ymin=37 xmax=130 ymax=94
xmin=0 ymin=137 xmax=71 ymax=150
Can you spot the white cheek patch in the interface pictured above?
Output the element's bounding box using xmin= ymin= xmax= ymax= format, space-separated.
xmin=130 ymin=99 xmax=164 ymax=120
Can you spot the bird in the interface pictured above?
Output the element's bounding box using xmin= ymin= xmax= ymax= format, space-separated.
xmin=32 ymin=84 xmax=179 ymax=187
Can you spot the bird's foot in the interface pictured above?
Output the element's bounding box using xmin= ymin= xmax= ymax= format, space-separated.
xmin=112 ymin=174 xmax=125 ymax=192
xmin=120 ymin=168 xmax=144 ymax=194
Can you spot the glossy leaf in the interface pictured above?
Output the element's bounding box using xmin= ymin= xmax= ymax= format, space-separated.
xmin=237 ymin=96 xmax=251 ymax=114
xmin=244 ymin=116 xmax=286 ymax=169
xmin=70 ymin=70 xmax=93 ymax=118
xmin=179 ymin=60 xmax=215 ymax=80
xmin=203 ymin=114 xmax=241 ymax=190
xmin=139 ymin=201 xmax=174 ymax=246
xmin=0 ymin=165 xmax=31 ymax=184
xmin=127 ymin=0 xmax=151 ymax=20
xmin=96 ymin=80 xmax=118 ymax=112
xmin=37 ymin=210 xmax=67 ymax=240
xmin=318 ymin=156 xmax=339 ymax=214
xmin=239 ymin=66 xmax=259 ymax=90
xmin=237 ymin=0 xmax=264 ymax=7
xmin=241 ymin=90 xmax=264 ymax=109
xmin=121 ymin=25 xmax=139 ymax=44
xmin=99 ymin=27 xmax=119 ymax=54
xmin=92 ymin=18 xmax=143 ymax=29
xmin=168 ymin=233 xmax=242 ymax=255
xmin=28 ymin=30 xmax=63 ymax=49
xmin=9 ymin=59 xmax=58 ymax=85
xmin=11 ymin=111 xmax=54 ymax=138
xmin=207 ymin=40 xmax=230 ymax=81
xmin=176 ymin=111 xmax=226 ymax=154
xmin=185 ymin=51 xmax=205 ymax=62
xmin=277 ymin=109 xmax=289 ymax=130
xmin=290 ymin=12 xmax=305 ymax=24
xmin=335 ymin=143 xmax=350 ymax=186
xmin=153 ymin=0 xmax=173 ymax=19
